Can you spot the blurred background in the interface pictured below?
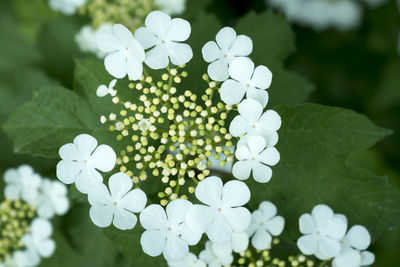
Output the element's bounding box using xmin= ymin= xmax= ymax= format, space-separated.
xmin=0 ymin=0 xmax=399 ymax=266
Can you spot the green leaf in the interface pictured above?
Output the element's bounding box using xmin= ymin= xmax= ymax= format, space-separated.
xmin=247 ymin=104 xmax=399 ymax=241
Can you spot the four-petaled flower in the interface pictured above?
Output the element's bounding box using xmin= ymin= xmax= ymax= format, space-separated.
xmin=186 ymin=176 xmax=251 ymax=244
xmin=140 ymin=199 xmax=201 ymax=261
xmin=35 ymin=179 xmax=70 ymax=219
xmin=297 ymin=204 xmax=348 ymax=260
xmin=56 ymin=134 xmax=116 ymax=194
xmin=96 ymin=24 xmax=145 ymax=80
xmin=202 ymin=27 xmax=253 ymax=81
xmin=89 ymin=172 xmax=147 ymax=230
xmin=135 ymin=11 xmax=193 ymax=70
xmin=220 ymin=57 xmax=272 ymax=107
xmin=96 ymin=79 xmax=117 ymax=97
xmin=168 ymin=252 xmax=206 ymax=267
xmin=229 ymin=99 xmax=281 ymax=147
xmin=232 ymin=135 xmax=280 ymax=183
xmin=247 ymin=201 xmax=285 ymax=250
xmin=199 ymin=241 xmax=233 ymax=267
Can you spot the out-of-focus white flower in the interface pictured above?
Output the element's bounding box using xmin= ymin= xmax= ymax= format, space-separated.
xmin=220 ymin=57 xmax=272 ymax=107
xmin=35 ymin=179 xmax=69 ymax=219
xmin=168 ymin=252 xmax=206 ymax=267
xmin=56 ymin=134 xmax=116 ymax=194
xmin=89 ymin=172 xmax=147 ymax=230
xmin=232 ymin=135 xmax=280 ymax=183
xmin=199 ymin=241 xmax=233 ymax=267
xmin=140 ymin=199 xmax=201 ymax=261
xmin=363 ymin=0 xmax=389 ymax=8
xmin=134 ymin=11 xmax=193 ymax=69
xmin=156 ymin=0 xmax=186 ymax=15
xmin=185 ymin=176 xmax=251 ymax=244
xmin=297 ymin=204 xmax=348 ymax=260
xmin=247 ymin=201 xmax=284 ymax=250
xmin=97 ymin=79 xmax=117 ymax=97
xmin=75 ymin=24 xmax=112 ymax=59
xmin=4 ymin=165 xmax=41 ymax=205
xmin=48 ymin=0 xmax=86 ymax=15
xmin=229 ymin=99 xmax=281 ymax=147
xmin=333 ymin=225 xmax=375 ymax=267
xmin=96 ymin=24 xmax=145 ymax=80
xmin=21 ymin=218 xmax=55 ymax=266
xmin=202 ymin=27 xmax=253 ymax=81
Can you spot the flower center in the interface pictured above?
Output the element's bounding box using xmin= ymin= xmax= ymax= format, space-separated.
xmin=168 ymin=227 xmax=172 ymax=231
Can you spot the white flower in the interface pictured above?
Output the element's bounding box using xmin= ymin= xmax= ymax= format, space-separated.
xmin=6 ymin=251 xmax=37 ymax=267
xmin=297 ymin=204 xmax=348 ymax=260
xmin=76 ymin=24 xmax=112 ymax=58
xmin=35 ymin=179 xmax=69 ymax=219
xmin=48 ymin=0 xmax=86 ymax=15
xmin=232 ymin=135 xmax=280 ymax=183
xmin=168 ymin=252 xmax=206 ymax=267
xmin=56 ymin=134 xmax=116 ymax=194
xmin=140 ymin=199 xmax=201 ymax=261
xmin=96 ymin=24 xmax=145 ymax=80
xmin=96 ymin=79 xmax=117 ymax=97
xmin=229 ymin=99 xmax=281 ymax=147
xmin=88 ymin=172 xmax=147 ymax=230
xmin=185 ymin=176 xmax=251 ymax=244
xmin=134 ymin=11 xmax=193 ymax=70
xmin=202 ymin=27 xmax=253 ymax=81
xmin=199 ymin=241 xmax=233 ymax=267
xmin=21 ymin=218 xmax=55 ymax=266
xmin=138 ymin=118 xmax=152 ymax=131
xmin=220 ymin=57 xmax=272 ymax=107
xmin=247 ymin=201 xmax=284 ymax=250
xmin=333 ymin=225 xmax=375 ymax=267
xmin=156 ymin=0 xmax=186 ymax=15
xmin=4 ymin=165 xmax=41 ymax=205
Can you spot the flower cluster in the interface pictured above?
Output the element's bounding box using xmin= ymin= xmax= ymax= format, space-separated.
xmin=0 ymin=165 xmax=69 ymax=267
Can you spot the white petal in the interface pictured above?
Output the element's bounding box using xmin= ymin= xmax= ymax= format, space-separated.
xmin=333 ymin=249 xmax=361 ymax=267
xmin=37 ymin=202 xmax=55 ymax=219
xmin=53 ymin=197 xmax=69 ymax=215
xmin=361 ymin=251 xmax=375 ymax=265
xmin=31 ymin=218 xmax=52 ymax=239
xmin=235 ymin=146 xmax=251 ymax=160
xmin=259 ymin=110 xmax=282 ymax=131
xmin=108 ymin=172 xmax=132 ymax=200
xmin=145 ymin=11 xmax=171 ymax=38
xmin=166 ymin=199 xmax=192 ymax=224
xmin=163 ymin=235 xmax=189 ymax=261
xmin=141 ymin=229 xmax=167 ymax=257
xmin=251 ymin=228 xmax=272 ymax=250
xmin=96 ymin=26 xmax=121 ymax=52
xmin=258 ymin=147 xmax=280 ymax=166
xmin=221 ymin=180 xmax=250 ymax=207
xmin=265 ymin=216 xmax=285 ymax=236
xmin=297 ymin=234 xmax=318 ymax=255
xmin=167 ymin=18 xmax=191 ymax=41
xmin=229 ymin=34 xmax=252 ymax=57
xmin=119 ymin=189 xmax=147 ymax=213
xmin=252 ymin=162 xmax=272 ymax=183
xmin=140 ymin=204 xmax=168 ymax=230
xmin=179 ymin=223 xmax=202 ymax=245
xmin=238 ymin=99 xmax=263 ymax=122
xmin=56 ymin=160 xmax=83 ymax=184
xmin=261 ymin=131 xmax=279 ymax=147
xmin=229 ymin=57 xmax=254 ymax=83
xmin=4 ymin=168 xmax=19 ymax=183
xmin=318 ymin=236 xmax=342 ymax=259
xmin=88 ymin=182 xmax=111 ymax=206
xmin=105 ymin=51 xmax=127 ymax=78
xmin=90 ymin=144 xmax=116 ymax=172
xmin=195 ymin=176 xmax=223 ymax=206
xmin=112 ymin=24 xmax=134 ymax=47
xmin=113 ymin=207 xmax=137 ymax=230
xmin=167 ymin=42 xmax=193 ymax=66
xmin=36 ymin=239 xmax=55 ymax=258
xmin=145 ymin=45 xmax=169 ymax=69
xmin=220 ymin=79 xmax=246 ymax=105
xmin=74 ymin=134 xmax=98 ymax=158
xmin=127 ymin=55 xmax=144 ymax=80
xmin=246 ymin=88 xmax=269 ymax=108
xmin=89 ymin=204 xmax=114 ymax=228
xmin=5 ymin=185 xmax=20 ymax=200
xmin=325 ymin=215 xmax=347 ymax=240
xmin=232 ymin=232 xmax=249 ymax=253
xmin=185 ymin=205 xmax=214 ymax=233
xmin=134 ymin=27 xmax=157 ymax=49
xmin=75 ymin=169 xmax=103 ymax=194
xmin=299 ymin=214 xmax=316 ymax=234
xmin=59 ymin=143 xmax=83 ymax=161
xmin=96 ymin=85 xmax=108 ymax=97
xmin=248 ymin=135 xmax=266 ymax=155
xmin=229 ymin=115 xmax=250 ymax=137
xmin=346 ymin=225 xmax=371 ymax=250
xmin=312 ymin=204 xmax=334 ymax=228
xmin=202 ymin=41 xmax=221 ymax=62
xmin=251 ymin=65 xmax=272 ymax=90
xmin=232 ymin=161 xmax=252 ymax=181
xmin=223 ymin=207 xmax=251 ymax=233
xmin=215 ymin=27 xmax=236 ymax=51
xmin=212 ymin=242 xmax=232 ymax=257
xmin=258 ymin=201 xmax=277 ymax=219
xmin=206 ymin=213 xmax=232 ymax=244
xmin=207 ymin=59 xmax=229 ymax=81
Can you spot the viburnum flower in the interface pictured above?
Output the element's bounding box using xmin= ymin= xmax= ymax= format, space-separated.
xmin=134 ymin=11 xmax=193 ymax=69
xmin=220 ymin=57 xmax=272 ymax=107
xmin=140 ymin=199 xmax=201 ymax=261
xmin=56 ymin=134 xmax=116 ymax=194
xmin=232 ymin=135 xmax=280 ymax=183
xmin=297 ymin=204 xmax=348 ymax=260
xmin=96 ymin=79 xmax=117 ymax=97
xmin=96 ymin=24 xmax=145 ymax=80
xmin=75 ymin=24 xmax=112 ymax=59
xmin=48 ymin=0 xmax=86 ymax=15
xmin=156 ymin=0 xmax=187 ymax=15
xmin=35 ymin=179 xmax=70 ymax=219
xmin=168 ymin=252 xmax=206 ymax=267
xmin=247 ymin=201 xmax=285 ymax=250
xmin=21 ymin=218 xmax=55 ymax=266
xmin=229 ymin=99 xmax=281 ymax=147
xmin=88 ymin=172 xmax=147 ymax=230
xmin=202 ymin=27 xmax=253 ymax=81
xmin=185 ymin=176 xmax=251 ymax=244
xmin=332 ymin=225 xmax=375 ymax=267
xmin=4 ymin=165 xmax=41 ymax=205
xmin=199 ymin=241 xmax=233 ymax=267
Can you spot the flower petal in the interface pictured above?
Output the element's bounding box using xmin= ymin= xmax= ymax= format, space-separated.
xmin=312 ymin=204 xmax=334 ymax=228
xmin=166 ymin=199 xmax=192 ymax=224
xmin=318 ymin=236 xmax=342 ymax=259
xmin=88 ymin=182 xmax=111 ymax=206
xmin=229 ymin=115 xmax=250 ymax=137
xmin=105 ymin=51 xmax=127 ymax=79
xmin=145 ymin=45 xmax=169 ymax=69
xmin=89 ymin=204 xmax=114 ymax=228
xmin=220 ymin=79 xmax=246 ymax=105
xmin=258 ymin=147 xmax=280 ymax=166
xmin=206 ymin=213 xmax=232 ymax=244
xmin=167 ymin=42 xmax=193 ymax=66
xmin=36 ymin=239 xmax=55 ymax=258
xmin=185 ymin=205 xmax=214 ymax=234
xmin=259 ymin=110 xmax=282 ymax=131
xmin=31 ymin=218 xmax=52 ymax=239
xmin=215 ymin=27 xmax=236 ymax=51
xmin=222 ymin=180 xmax=250 ymax=207
xmin=75 ymin=169 xmax=103 ymax=194
xmin=90 ymin=144 xmax=116 ymax=172
xmin=332 ymin=249 xmax=361 ymax=267
xmin=251 ymin=228 xmax=272 ymax=250
xmin=238 ymin=99 xmax=263 ymax=122
xmin=251 ymin=65 xmax=272 ymax=90
xmin=140 ymin=204 xmax=168 ymax=230
xmin=5 ymin=185 xmax=20 ymax=200
xmin=59 ymin=143 xmax=83 ymax=161
xmin=145 ymin=11 xmax=171 ymax=39
xmin=141 ymin=229 xmax=167 ymax=257
xmin=163 ymin=235 xmax=189 ymax=261
xmin=120 ymin=189 xmax=147 ymax=213
xmin=265 ymin=216 xmax=285 ymax=236
xmin=248 ymin=135 xmax=266 ymax=155
xmin=96 ymin=26 xmax=121 ymax=52
xmin=223 ymin=207 xmax=251 ymax=233
xmin=246 ymin=88 xmax=269 ymax=108
xmin=229 ymin=34 xmax=252 ymax=57
xmin=112 ymin=24 xmax=134 ymax=47
xmin=297 ymin=234 xmax=318 ymax=255
xmin=235 ymin=146 xmax=251 ymax=160
xmin=232 ymin=232 xmax=249 ymax=253
xmin=212 ymin=242 xmax=232 ymax=257
xmin=113 ymin=207 xmax=137 ymax=230
xmin=108 ymin=172 xmax=132 ymax=200
xmin=195 ymin=176 xmax=223 ymax=206
xmin=361 ymin=251 xmax=375 ymax=265
xmin=252 ymin=162 xmax=272 ymax=183
xmin=202 ymin=41 xmax=221 ymax=62
xmin=229 ymin=57 xmax=254 ymax=83
xmin=134 ymin=27 xmax=157 ymax=49
xmin=74 ymin=134 xmax=98 ymax=158
xmin=345 ymin=225 xmax=371 ymax=250
xmin=299 ymin=214 xmax=315 ymax=234
xmin=258 ymin=201 xmax=277 ymax=220
xmin=179 ymin=223 xmax=202 ymax=245
xmin=56 ymin=160 xmax=84 ymax=184
xmin=167 ymin=18 xmax=191 ymax=41
xmin=127 ymin=55 xmax=144 ymax=80
xmin=232 ymin=160 xmax=252 ymax=181
xmin=207 ymin=58 xmax=229 ymax=81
